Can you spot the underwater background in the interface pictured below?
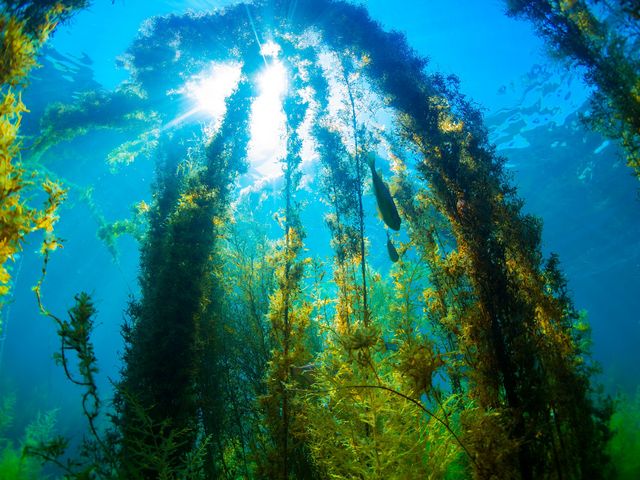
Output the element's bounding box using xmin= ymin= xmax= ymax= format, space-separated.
xmin=0 ymin=0 xmax=639 ymax=478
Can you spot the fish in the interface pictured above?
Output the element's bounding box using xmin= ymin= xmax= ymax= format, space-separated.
xmin=387 ymin=232 xmax=400 ymax=262
xmin=367 ymin=153 xmax=401 ymax=231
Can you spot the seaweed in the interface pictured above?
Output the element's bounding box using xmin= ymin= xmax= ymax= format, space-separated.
xmin=11 ymin=1 xmax=621 ymax=478
xmin=0 ymin=395 xmax=55 ymax=480
xmin=256 ymin=46 xmax=320 ymax=479
xmin=505 ymin=0 xmax=640 ymax=179
xmin=607 ymin=388 xmax=640 ymax=479
xmin=0 ymin=1 xmax=82 ymax=311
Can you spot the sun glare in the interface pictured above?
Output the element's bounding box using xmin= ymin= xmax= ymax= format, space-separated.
xmin=167 ymin=62 xmax=242 ymax=129
xmin=257 ymin=60 xmax=288 ymax=98
xmin=260 ymin=40 xmax=282 ymax=58
xmin=247 ymin=60 xmax=289 ymax=179
xmin=172 ymin=48 xmax=291 ymax=181
xmin=188 ymin=62 xmax=242 ymax=116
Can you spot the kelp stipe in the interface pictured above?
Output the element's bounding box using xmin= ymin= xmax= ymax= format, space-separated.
xmin=256 ymin=44 xmax=321 ymax=480
xmin=29 ymin=267 xmax=119 ymax=477
xmin=116 ymin=80 xmax=254 ymax=477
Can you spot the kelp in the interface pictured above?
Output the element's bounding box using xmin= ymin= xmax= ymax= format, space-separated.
xmin=202 ymin=216 xmax=275 ymax=478
xmin=32 ymin=86 xmax=157 ymax=161
xmin=303 ymin=249 xmax=467 ymax=478
xmin=301 ymin=46 xmax=464 ymax=478
xmin=29 ymin=270 xmax=117 ymax=477
xmin=0 ymin=394 xmax=56 ymax=480
xmin=504 ymin=0 xmax=640 ymax=179
xmin=0 ymin=0 xmax=85 ymax=312
xmin=257 ymin=46 xmax=320 ymax=479
xmin=117 ymin=78 xmax=253 ymax=477
xmin=96 ymin=199 xmax=149 ymax=260
xmin=14 ymin=1 xmax=617 ymax=479
xmin=27 ymin=282 xmax=213 ymax=478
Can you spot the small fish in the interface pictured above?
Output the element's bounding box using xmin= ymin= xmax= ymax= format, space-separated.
xmin=367 ymin=154 xmax=401 ymax=231
xmin=387 ymin=232 xmax=399 ymax=263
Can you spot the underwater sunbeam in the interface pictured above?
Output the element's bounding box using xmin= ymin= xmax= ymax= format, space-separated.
xmin=247 ymin=60 xmax=289 ymax=179
xmin=188 ymin=62 xmax=242 ymax=116
xmin=166 ymin=62 xmax=242 ymax=129
xmin=257 ymin=60 xmax=288 ymax=98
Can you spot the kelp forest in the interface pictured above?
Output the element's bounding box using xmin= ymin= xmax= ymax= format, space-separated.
xmin=1 ymin=0 xmax=639 ymax=479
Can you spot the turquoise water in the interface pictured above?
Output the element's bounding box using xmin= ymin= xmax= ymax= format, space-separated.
xmin=1 ymin=1 xmax=639 ymax=478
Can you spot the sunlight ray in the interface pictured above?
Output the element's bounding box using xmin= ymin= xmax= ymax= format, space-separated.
xmin=165 ymin=62 xmax=242 ymax=130
xmin=247 ymin=60 xmax=289 ymax=180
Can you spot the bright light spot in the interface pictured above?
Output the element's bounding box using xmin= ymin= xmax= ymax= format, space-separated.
xmin=187 ymin=62 xmax=242 ymax=116
xmin=260 ymin=40 xmax=281 ymax=58
xmin=257 ymin=60 xmax=288 ymax=98
xmin=247 ymin=61 xmax=289 ymax=180
xmin=167 ymin=62 xmax=241 ymax=129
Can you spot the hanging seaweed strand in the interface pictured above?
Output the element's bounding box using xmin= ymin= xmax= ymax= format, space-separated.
xmin=341 ymin=59 xmax=370 ymax=326
xmin=258 ymin=47 xmax=320 ymax=479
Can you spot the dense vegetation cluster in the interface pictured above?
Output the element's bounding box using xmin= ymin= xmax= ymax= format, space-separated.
xmin=2 ymin=0 xmax=639 ymax=479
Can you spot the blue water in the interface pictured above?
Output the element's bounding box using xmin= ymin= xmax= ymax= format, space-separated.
xmin=1 ymin=0 xmax=639 ymax=475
